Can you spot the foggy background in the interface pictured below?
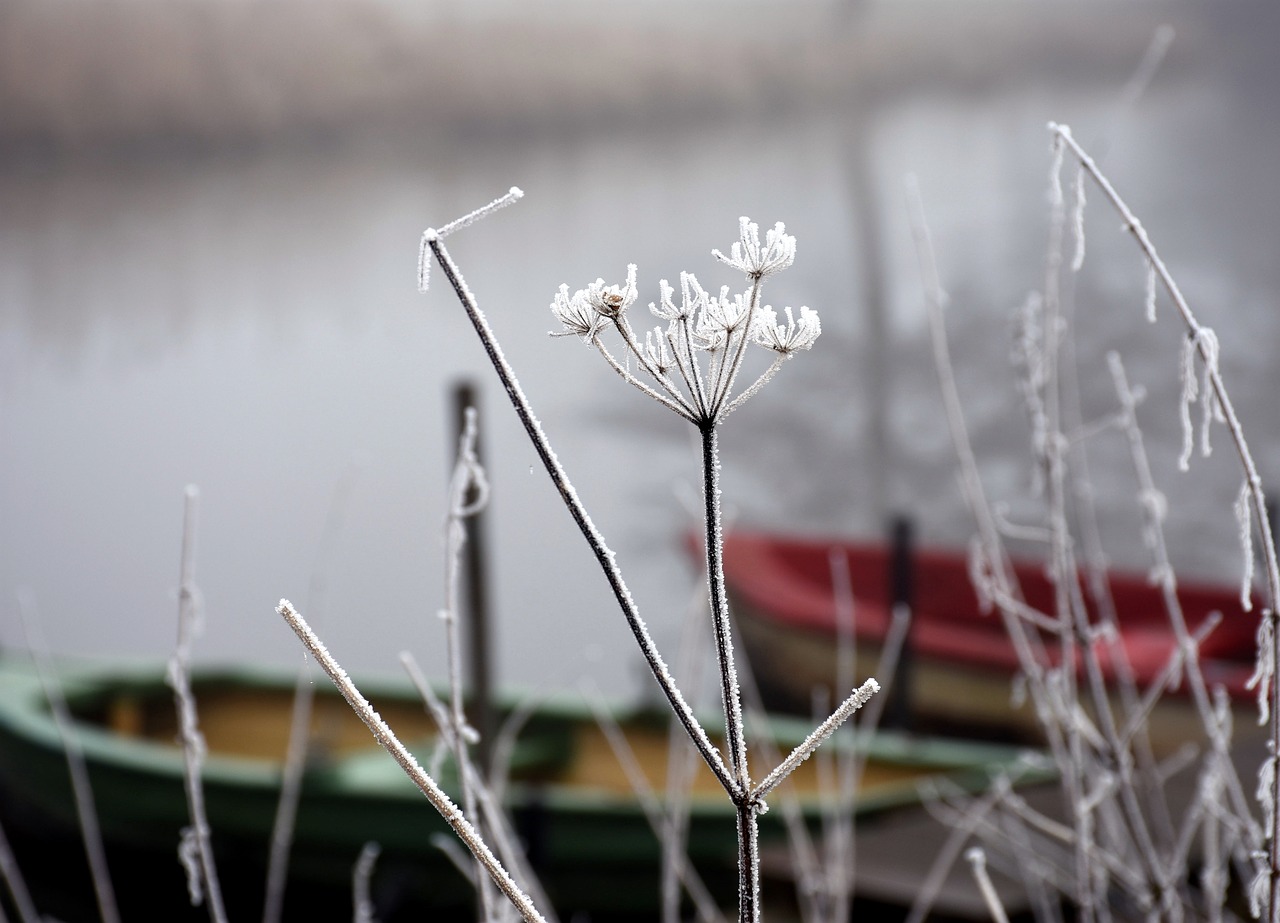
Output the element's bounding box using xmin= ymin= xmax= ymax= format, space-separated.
xmin=1 ymin=0 xmax=1277 ymax=705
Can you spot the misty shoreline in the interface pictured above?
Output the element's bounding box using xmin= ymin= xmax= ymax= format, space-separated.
xmin=0 ymin=0 xmax=1227 ymax=154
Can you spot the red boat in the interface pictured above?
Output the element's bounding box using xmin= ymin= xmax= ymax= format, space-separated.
xmin=722 ymin=530 xmax=1263 ymax=749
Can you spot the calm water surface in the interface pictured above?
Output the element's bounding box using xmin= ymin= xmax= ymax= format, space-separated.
xmin=2 ymin=91 xmax=1277 ymax=703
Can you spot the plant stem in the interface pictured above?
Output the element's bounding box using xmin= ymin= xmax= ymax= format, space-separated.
xmin=736 ymin=804 xmax=761 ymax=923
xmin=444 ymin=407 xmax=496 ymax=923
xmin=700 ymin=423 xmax=749 ymax=788
xmin=427 ymin=237 xmax=737 ymax=796
xmin=17 ymin=594 xmax=122 ymax=923
xmin=1050 ymin=122 xmax=1280 ymax=921
xmin=0 ymin=815 xmax=39 ymax=923
xmin=697 ymin=422 xmax=757 ymax=922
xmin=277 ymin=600 xmax=547 ymax=923
xmin=169 ymin=487 xmax=228 ymax=923
xmin=709 ymin=278 xmax=763 ymax=418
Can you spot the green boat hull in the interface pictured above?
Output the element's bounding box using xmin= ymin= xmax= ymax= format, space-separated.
xmin=0 ymin=656 xmax=1043 ymax=917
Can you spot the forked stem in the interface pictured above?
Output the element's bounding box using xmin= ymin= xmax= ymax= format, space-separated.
xmin=426 ymin=236 xmax=737 ymax=797
xmin=420 ymin=203 xmax=871 ymax=923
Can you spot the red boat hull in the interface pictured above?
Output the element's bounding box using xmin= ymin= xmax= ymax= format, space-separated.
xmin=722 ymin=531 xmax=1262 ymax=745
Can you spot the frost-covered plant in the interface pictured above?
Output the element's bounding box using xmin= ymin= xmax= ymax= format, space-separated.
xmin=907 ymin=123 xmax=1280 ymax=923
xmin=547 ymin=217 xmax=841 ymax=921
xmin=279 ymin=199 xmax=876 ymax=923
xmin=550 ymin=217 xmax=817 ymax=427
xmin=1051 ymin=123 xmax=1278 ymax=921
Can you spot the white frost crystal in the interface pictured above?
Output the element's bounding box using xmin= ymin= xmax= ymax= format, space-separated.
xmin=584 ymin=264 xmax=639 ymax=319
xmin=694 ymin=288 xmax=751 ymax=350
xmin=550 ymin=283 xmax=608 ymax=342
xmin=551 ymin=264 xmax=639 ymax=340
xmin=551 ymin=216 xmax=817 ymax=425
xmin=650 ymin=273 xmax=705 ymax=322
xmin=753 ymin=305 xmax=822 ymax=354
xmin=712 ymin=217 xmax=796 ymax=279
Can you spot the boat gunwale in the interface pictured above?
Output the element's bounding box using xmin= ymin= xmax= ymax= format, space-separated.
xmin=0 ymin=656 xmax=1049 ymax=811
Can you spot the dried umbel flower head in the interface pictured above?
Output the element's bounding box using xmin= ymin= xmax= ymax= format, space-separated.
xmin=550 ymin=283 xmax=608 ymax=342
xmin=584 ymin=264 xmax=638 ymax=319
xmin=712 ymin=217 xmax=796 ymax=280
xmin=550 ymin=264 xmax=638 ymax=340
xmin=551 ymin=217 xmax=818 ymax=425
xmin=753 ymin=305 xmax=821 ymax=355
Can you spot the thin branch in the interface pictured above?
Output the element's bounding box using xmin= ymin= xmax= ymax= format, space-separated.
xmin=580 ymin=684 xmax=728 ymax=923
xmin=965 ymin=847 xmax=1012 ymax=923
xmin=0 ymin=818 xmax=39 ymax=923
xmin=398 ymin=653 xmax=559 ymax=922
xmin=1108 ymin=351 xmax=1263 ymax=845
xmin=426 ymin=234 xmax=736 ymax=797
xmin=593 ymin=334 xmax=697 ymax=422
xmin=1049 ymin=124 xmax=1278 ymax=631
xmin=277 ymin=600 xmax=547 ymax=923
xmin=418 ymin=187 xmax=524 ymax=293
xmin=167 ymin=487 xmax=228 ymax=923
xmin=351 ymin=842 xmax=381 ymax=923
xmin=263 ymin=465 xmax=359 ymax=923
xmin=718 ymin=354 xmax=788 ymax=421
xmin=906 ymin=171 xmax=1071 ymax=780
xmin=442 ymin=406 xmax=498 ymax=923
xmin=15 ymin=597 xmax=122 ymax=923
xmin=699 ymin=422 xmax=749 ymax=793
xmin=752 ymin=679 xmax=880 ymax=803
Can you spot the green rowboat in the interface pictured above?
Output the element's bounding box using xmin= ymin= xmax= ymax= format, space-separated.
xmin=0 ymin=656 xmax=1043 ymax=917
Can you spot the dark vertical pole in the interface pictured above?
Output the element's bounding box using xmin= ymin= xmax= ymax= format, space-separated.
xmin=452 ymin=380 xmax=494 ymax=775
xmin=883 ymin=514 xmax=914 ymax=731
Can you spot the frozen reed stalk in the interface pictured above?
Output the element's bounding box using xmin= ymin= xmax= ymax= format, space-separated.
xmin=1236 ymin=479 xmax=1256 ymax=613
xmin=1048 ymin=122 xmax=1277 ymax=620
xmin=423 ymin=197 xmax=873 ymax=922
xmin=352 ymin=842 xmax=381 ymax=923
xmin=425 ymin=211 xmax=734 ymax=796
xmin=752 ymin=679 xmax=880 ymax=803
xmin=908 ymin=173 xmax=1067 ymax=766
xmin=264 ymin=466 xmax=360 ymax=923
xmin=735 ymin=638 xmax=826 ymax=923
xmin=438 ymin=407 xmax=498 ymax=923
xmin=276 ymin=600 xmax=547 ymax=923
xmin=418 ymin=187 xmax=523 ymax=293
xmin=546 ymin=216 xmax=846 ymax=923
xmin=904 ymin=786 xmax=1003 ymax=923
xmin=444 ymin=405 xmax=489 ymax=747
xmin=965 ymin=847 xmax=1011 ymax=923
xmin=15 ymin=593 xmax=121 ymax=923
xmin=167 ymin=486 xmax=229 ymax=923
xmin=399 ymin=654 xmax=558 ymax=921
xmin=1051 ymin=121 xmax=1280 ymax=918
xmin=580 ymin=683 xmax=726 ymax=923
xmin=399 ymin=655 xmax=560 ymax=921
xmin=915 ymin=163 xmax=1243 ymax=920
xmin=1108 ymin=352 xmax=1265 ymax=866
xmin=0 ymin=818 xmax=39 ymax=923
